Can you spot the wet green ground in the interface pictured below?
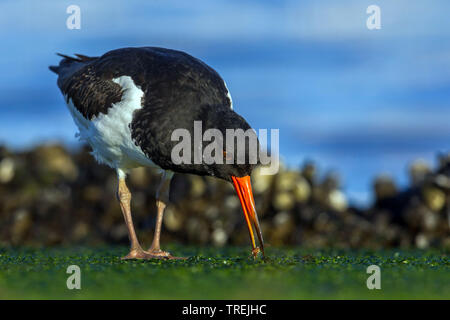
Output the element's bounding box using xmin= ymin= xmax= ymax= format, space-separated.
xmin=0 ymin=246 xmax=448 ymax=299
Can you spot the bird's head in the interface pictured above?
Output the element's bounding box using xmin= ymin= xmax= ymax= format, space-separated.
xmin=165 ymin=105 xmax=266 ymax=258
xmin=200 ymin=134 xmax=264 ymax=258
xmin=200 ymin=109 xmax=265 ymax=258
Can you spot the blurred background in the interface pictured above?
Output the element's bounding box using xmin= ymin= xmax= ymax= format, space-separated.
xmin=0 ymin=0 xmax=448 ymax=249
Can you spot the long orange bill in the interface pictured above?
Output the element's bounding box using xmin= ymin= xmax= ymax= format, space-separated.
xmin=231 ymin=175 xmax=265 ymax=258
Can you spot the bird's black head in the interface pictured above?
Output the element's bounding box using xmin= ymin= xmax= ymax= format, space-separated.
xmin=153 ymin=103 xmax=260 ymax=182
xmin=154 ymin=104 xmax=265 ymax=257
xmin=195 ymin=106 xmax=264 ymax=258
xmin=197 ymin=106 xmax=260 ymax=182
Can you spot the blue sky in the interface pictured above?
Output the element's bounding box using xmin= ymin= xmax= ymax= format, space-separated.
xmin=0 ymin=0 xmax=449 ymax=205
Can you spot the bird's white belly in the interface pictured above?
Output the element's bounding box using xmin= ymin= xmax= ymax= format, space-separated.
xmin=65 ymin=75 xmax=157 ymax=171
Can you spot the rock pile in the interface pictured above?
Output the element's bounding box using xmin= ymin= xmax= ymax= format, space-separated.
xmin=0 ymin=144 xmax=448 ymax=249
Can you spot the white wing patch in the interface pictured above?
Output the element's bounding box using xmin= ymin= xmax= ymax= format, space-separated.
xmin=65 ymin=75 xmax=157 ymax=171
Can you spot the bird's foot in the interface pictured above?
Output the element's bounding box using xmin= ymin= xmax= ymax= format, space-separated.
xmin=251 ymin=247 xmax=261 ymax=259
xmin=121 ymin=248 xmax=170 ymax=260
xmin=146 ymin=248 xmax=171 ymax=257
xmin=146 ymin=247 xmax=188 ymax=260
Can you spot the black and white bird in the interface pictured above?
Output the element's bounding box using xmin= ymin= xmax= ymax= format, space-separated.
xmin=50 ymin=47 xmax=264 ymax=260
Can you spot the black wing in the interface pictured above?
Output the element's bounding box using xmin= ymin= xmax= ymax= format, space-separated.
xmin=50 ymin=47 xmax=232 ymax=120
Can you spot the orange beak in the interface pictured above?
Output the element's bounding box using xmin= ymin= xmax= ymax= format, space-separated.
xmin=231 ymin=175 xmax=265 ymax=258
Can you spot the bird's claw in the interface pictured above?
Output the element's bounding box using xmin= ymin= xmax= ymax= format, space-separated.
xmin=251 ymin=247 xmax=261 ymax=259
xmin=145 ymin=248 xmax=172 ymax=258
xmin=121 ymin=248 xmax=167 ymax=260
xmin=145 ymin=248 xmax=188 ymax=260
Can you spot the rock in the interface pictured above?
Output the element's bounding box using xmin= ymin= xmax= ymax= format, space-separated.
xmin=186 ymin=217 xmax=209 ymax=244
xmin=110 ymin=224 xmax=128 ymax=241
xmin=35 ymin=144 xmax=78 ymax=181
xmin=212 ymin=228 xmax=228 ymax=246
xmin=274 ymin=211 xmax=291 ymax=226
xmin=270 ymin=212 xmax=294 ymax=245
xmin=422 ymin=186 xmax=446 ymax=212
xmin=423 ymin=210 xmax=439 ymax=231
xmin=374 ymin=175 xmax=397 ymax=201
xmin=415 ymin=233 xmax=429 ymax=249
xmin=72 ymin=222 xmax=90 ymax=240
xmin=82 ymin=185 xmax=103 ymax=202
xmin=322 ymin=171 xmax=341 ymax=191
xmin=224 ymin=195 xmax=240 ymax=210
xmin=434 ymin=174 xmax=450 ymax=190
xmin=302 ymin=161 xmax=317 ymax=185
xmin=11 ymin=209 xmax=32 ymax=245
xmin=129 ymin=167 xmax=150 ymax=188
xmin=294 ymin=176 xmax=311 ymax=203
xmin=276 ymin=171 xmax=299 ymax=192
xmin=0 ymin=157 xmax=15 ymax=183
xmin=252 ymin=166 xmax=274 ymax=194
xmin=204 ymin=206 xmax=219 ymax=220
xmin=273 ymin=192 xmax=295 ymax=211
xmin=163 ymin=206 xmax=184 ymax=232
xmin=189 ymin=175 xmax=206 ymax=198
xmin=409 ymin=159 xmax=431 ymax=186
xmin=327 ymin=189 xmax=348 ymax=212
xmin=1 ymin=141 xmax=449 ymax=250
xmin=437 ymin=152 xmax=450 ymax=173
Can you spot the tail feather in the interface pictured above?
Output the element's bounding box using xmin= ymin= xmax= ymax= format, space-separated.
xmin=56 ymin=52 xmax=95 ymax=62
xmin=56 ymin=52 xmax=82 ymax=61
xmin=49 ymin=52 xmax=96 ymax=75
xmin=74 ymin=53 xmax=94 ymax=61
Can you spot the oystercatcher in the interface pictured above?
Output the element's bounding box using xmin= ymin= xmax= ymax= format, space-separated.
xmin=50 ymin=47 xmax=264 ymax=260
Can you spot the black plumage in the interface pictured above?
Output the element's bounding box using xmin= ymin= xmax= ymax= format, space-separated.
xmin=50 ymin=47 xmax=231 ymax=120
